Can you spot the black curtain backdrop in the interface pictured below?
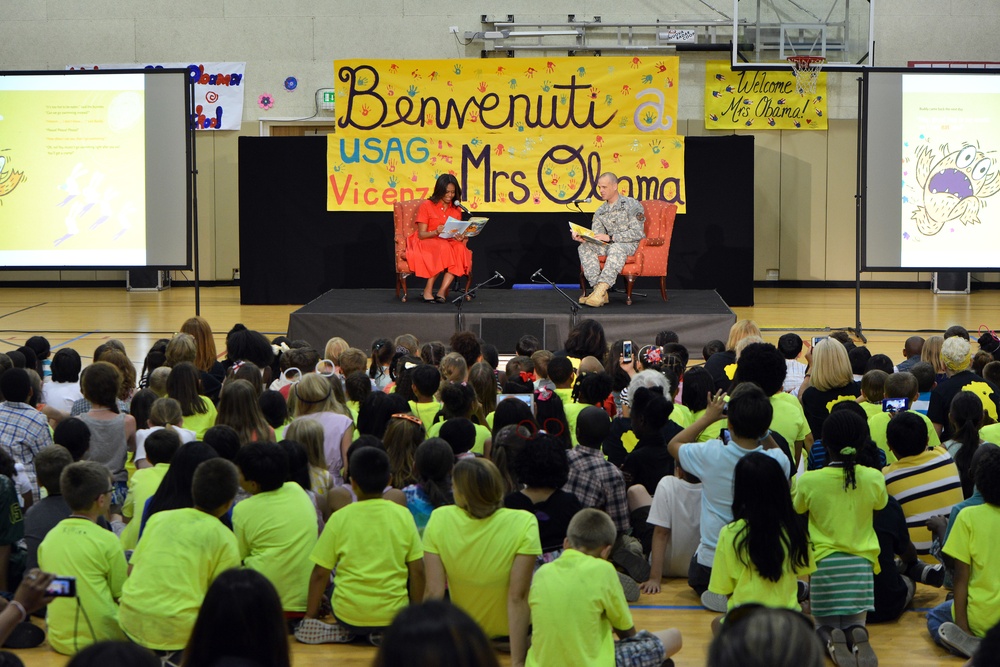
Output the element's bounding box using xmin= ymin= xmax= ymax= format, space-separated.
xmin=238 ymin=135 xmax=754 ymax=306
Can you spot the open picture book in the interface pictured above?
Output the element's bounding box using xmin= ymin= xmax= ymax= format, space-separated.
xmin=568 ymin=221 xmax=609 ymax=248
xmin=439 ymin=216 xmax=489 ymax=239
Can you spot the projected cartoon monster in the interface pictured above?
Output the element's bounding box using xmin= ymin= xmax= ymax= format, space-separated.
xmin=912 ymin=144 xmax=1000 ymax=236
xmin=0 ymin=154 xmax=26 ymax=201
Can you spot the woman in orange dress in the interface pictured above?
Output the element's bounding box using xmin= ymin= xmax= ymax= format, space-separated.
xmin=406 ymin=174 xmax=473 ymax=303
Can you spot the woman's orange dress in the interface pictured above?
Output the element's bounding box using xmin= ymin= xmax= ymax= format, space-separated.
xmin=405 ymin=199 xmax=472 ymax=278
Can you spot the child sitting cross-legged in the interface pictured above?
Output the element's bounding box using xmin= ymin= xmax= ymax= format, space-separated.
xmin=37 ymin=461 xmax=128 ymax=654
xmin=704 ymin=453 xmax=814 ymax=616
xmin=233 ymin=441 xmax=319 ymax=618
xmin=526 ymin=508 xmax=682 ymax=667
xmin=120 ymin=429 xmax=180 ymax=551
xmin=118 ymin=459 xmax=241 ymax=661
xmin=926 ymin=444 xmax=1000 ymax=658
xmin=296 ymin=445 xmax=424 ymax=647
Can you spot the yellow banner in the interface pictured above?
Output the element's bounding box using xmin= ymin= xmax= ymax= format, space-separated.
xmin=704 ymin=60 xmax=827 ymax=130
xmin=328 ymin=57 xmax=685 ymax=212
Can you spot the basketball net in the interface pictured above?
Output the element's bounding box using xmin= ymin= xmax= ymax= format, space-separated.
xmin=787 ymin=55 xmax=826 ymax=97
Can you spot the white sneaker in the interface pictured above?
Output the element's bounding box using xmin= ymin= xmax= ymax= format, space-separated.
xmin=938 ymin=622 xmax=981 ymax=658
xmin=700 ymin=590 xmax=728 ymax=613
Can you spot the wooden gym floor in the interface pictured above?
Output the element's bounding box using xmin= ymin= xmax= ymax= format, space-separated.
xmin=0 ymin=284 xmax=983 ymax=666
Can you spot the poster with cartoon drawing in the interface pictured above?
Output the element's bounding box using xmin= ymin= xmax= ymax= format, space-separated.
xmin=901 ymin=74 xmax=1000 ymax=268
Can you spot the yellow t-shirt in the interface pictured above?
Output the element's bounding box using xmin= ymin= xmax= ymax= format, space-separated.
xmin=868 ymin=410 xmax=941 ymax=464
xmin=234 ymin=482 xmax=318 ymax=612
xmin=859 ymin=401 xmax=883 ymax=420
xmin=692 ymin=409 xmax=726 ymax=442
xmin=427 ymin=420 xmax=491 ymax=455
xmin=669 ymin=404 xmax=695 ymax=429
xmin=409 ymin=399 xmax=443 ymax=432
xmin=979 ymin=422 xmax=1000 ymax=444
xmin=551 ymin=387 xmax=586 ymax=447
xmin=943 ymin=503 xmax=1000 ymax=637
xmin=181 ymin=396 xmax=218 ymax=440
xmin=526 ymin=548 xmax=631 ymax=667
xmin=423 ymin=505 xmax=541 ymax=638
xmin=119 ymin=508 xmax=240 ymax=650
xmin=120 ymin=463 xmax=169 ymax=551
xmin=310 ymin=498 xmax=422 ymax=627
xmin=38 ymin=518 xmax=128 ymax=654
xmin=708 ymin=519 xmax=815 ymax=612
xmin=769 ymin=392 xmax=811 ymax=447
xmin=791 ymin=465 xmax=887 ymax=568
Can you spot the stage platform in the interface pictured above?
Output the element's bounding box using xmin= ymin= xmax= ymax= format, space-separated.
xmin=287 ymin=288 xmax=736 ymax=356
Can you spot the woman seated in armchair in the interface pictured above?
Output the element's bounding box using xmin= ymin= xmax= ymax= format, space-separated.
xmin=406 ymin=174 xmax=472 ymax=303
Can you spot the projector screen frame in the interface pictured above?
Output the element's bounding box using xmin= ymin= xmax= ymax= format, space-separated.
xmin=0 ymin=67 xmax=194 ymax=272
xmin=861 ymin=66 xmax=1000 ymax=273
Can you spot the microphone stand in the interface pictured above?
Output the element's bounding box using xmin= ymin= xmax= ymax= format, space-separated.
xmin=532 ymin=269 xmax=580 ymax=328
xmin=452 ymin=271 xmax=505 ymax=332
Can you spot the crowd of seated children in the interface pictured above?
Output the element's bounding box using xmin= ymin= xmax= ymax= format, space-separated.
xmin=16 ymin=316 xmax=1000 ymax=665
xmin=23 ymin=446 xmax=74 ymax=571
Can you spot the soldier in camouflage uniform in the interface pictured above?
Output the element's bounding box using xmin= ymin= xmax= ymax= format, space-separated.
xmin=573 ymin=173 xmax=646 ymax=307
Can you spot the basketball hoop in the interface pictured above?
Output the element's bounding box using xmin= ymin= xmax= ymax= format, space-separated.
xmin=787 ymin=55 xmax=826 ymax=96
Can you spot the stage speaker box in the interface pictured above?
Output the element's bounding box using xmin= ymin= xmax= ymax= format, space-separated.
xmin=932 ymin=272 xmax=969 ymax=295
xmin=126 ymin=269 xmax=171 ymax=292
xmin=479 ymin=317 xmax=546 ymax=353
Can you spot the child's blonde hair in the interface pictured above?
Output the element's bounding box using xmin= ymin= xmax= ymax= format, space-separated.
xmin=452 ymin=458 xmax=504 ymax=519
xmin=531 ymin=350 xmax=553 ymax=379
xmin=439 ymin=352 xmax=468 ymax=385
xmin=567 ymin=508 xmax=616 ymax=551
xmin=286 ymin=417 xmax=327 ymax=470
xmin=149 ymin=366 xmax=171 ymax=397
xmin=149 ymin=397 xmax=184 ymax=429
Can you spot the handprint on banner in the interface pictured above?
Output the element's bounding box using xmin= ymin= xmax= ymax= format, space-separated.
xmin=471 ymin=196 xmax=482 ymax=209
xmin=621 ymin=84 xmax=631 ymax=96
xmin=429 ymin=71 xmax=439 ymax=81
xmin=358 ymin=76 xmax=369 ymax=86
xmin=594 ymin=136 xmax=604 ymax=147
xmin=497 ymin=66 xmax=506 ymax=76
xmin=660 ymin=159 xmax=670 ymax=169
xmin=498 ymin=192 xmax=507 ymax=203
xmin=516 ymin=122 xmax=525 ymax=132
xmin=533 ymin=190 xmax=542 ymax=205
xmin=477 ymin=82 xmax=488 ymax=93
xmin=545 ymin=166 xmax=554 ymax=175
xmin=542 ymin=80 xmax=552 ymax=92
xmin=636 ymin=158 xmax=646 ymax=169
xmin=387 ymin=85 xmax=395 ymax=97
xmin=361 ymin=104 xmax=371 ymax=116
xmin=577 ymin=66 xmax=586 ymax=77
xmin=470 ymin=137 xmax=482 ymax=146
xmin=589 ymin=86 xmax=599 ymax=100
xmin=633 ymin=89 xmax=674 ymax=132
xmin=453 ymin=64 xmax=462 ymax=75
xmin=551 ymin=177 xmax=559 ymax=186
xmin=387 ymin=175 xmax=398 ymax=188
xmin=655 ymin=61 xmax=668 ymax=73
xmin=425 ymin=114 xmax=435 ymax=126
xmin=630 ymin=57 xmax=641 ymax=69
xmin=649 ymin=139 xmax=661 ymax=154
xmin=546 ymin=61 xmax=556 ymax=73
xmin=387 ymin=158 xmax=397 ymax=172
xmin=630 ymin=139 xmax=641 ymax=152
xmin=665 ymin=77 xmax=674 ymax=88
xmin=612 ymin=152 xmax=621 ymax=163
xmin=411 ymin=69 xmax=422 ymax=79
xmin=495 ymin=144 xmax=505 ymax=156
xmin=407 ymin=85 xmax=419 ymax=97
xmin=524 ymin=67 xmax=537 ymax=78
xmin=560 ymin=95 xmax=568 ymax=105
xmin=411 ymin=172 xmax=419 ymax=182
xmin=642 ymin=75 xmax=652 ymax=83
xmin=389 ymin=63 xmax=399 ymax=73
xmin=509 ymin=79 xmax=518 ymax=89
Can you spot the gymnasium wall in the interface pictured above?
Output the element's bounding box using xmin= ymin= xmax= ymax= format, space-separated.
xmin=1 ymin=0 xmax=997 ymax=286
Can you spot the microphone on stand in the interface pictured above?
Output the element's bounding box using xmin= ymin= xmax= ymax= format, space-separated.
xmin=571 ymin=197 xmax=592 ymax=204
xmin=494 ymin=270 xmax=505 ymax=282
xmin=531 ymin=268 xmax=543 ymax=280
xmin=453 ymin=199 xmax=472 ymax=215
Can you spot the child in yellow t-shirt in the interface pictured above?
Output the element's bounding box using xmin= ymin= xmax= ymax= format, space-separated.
xmin=118 ymin=459 xmax=241 ymax=657
xmin=868 ymin=371 xmax=941 ymax=463
xmin=296 ymin=446 xmax=423 ymax=646
xmin=233 ymin=442 xmax=318 ymax=614
xmin=706 ymin=453 xmax=814 ymax=615
xmin=408 ymin=364 xmax=442 ymax=432
xmin=858 ymin=370 xmax=888 ymax=420
xmin=527 ymin=508 xmax=681 ymax=667
xmin=927 ymin=445 xmax=1000 ymax=658
xmin=120 ymin=430 xmax=179 ymax=551
xmin=792 ymin=411 xmax=887 ymax=667
xmin=38 ymin=462 xmax=128 ymax=654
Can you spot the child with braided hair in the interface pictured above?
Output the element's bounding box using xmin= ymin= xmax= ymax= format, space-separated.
xmin=792 ymin=410 xmax=888 ymax=667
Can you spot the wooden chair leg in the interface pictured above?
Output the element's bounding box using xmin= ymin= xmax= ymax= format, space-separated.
xmin=580 ymin=269 xmax=588 ymax=297
xmin=626 ymin=276 xmax=635 ymax=305
xmin=659 ymin=276 xmax=668 ymax=301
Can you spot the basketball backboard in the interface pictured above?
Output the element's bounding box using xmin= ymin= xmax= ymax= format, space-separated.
xmin=731 ymin=0 xmax=874 ymax=71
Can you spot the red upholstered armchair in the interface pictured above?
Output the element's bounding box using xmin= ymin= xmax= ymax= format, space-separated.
xmin=393 ymin=199 xmax=471 ymax=302
xmin=579 ymin=200 xmax=677 ymax=305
